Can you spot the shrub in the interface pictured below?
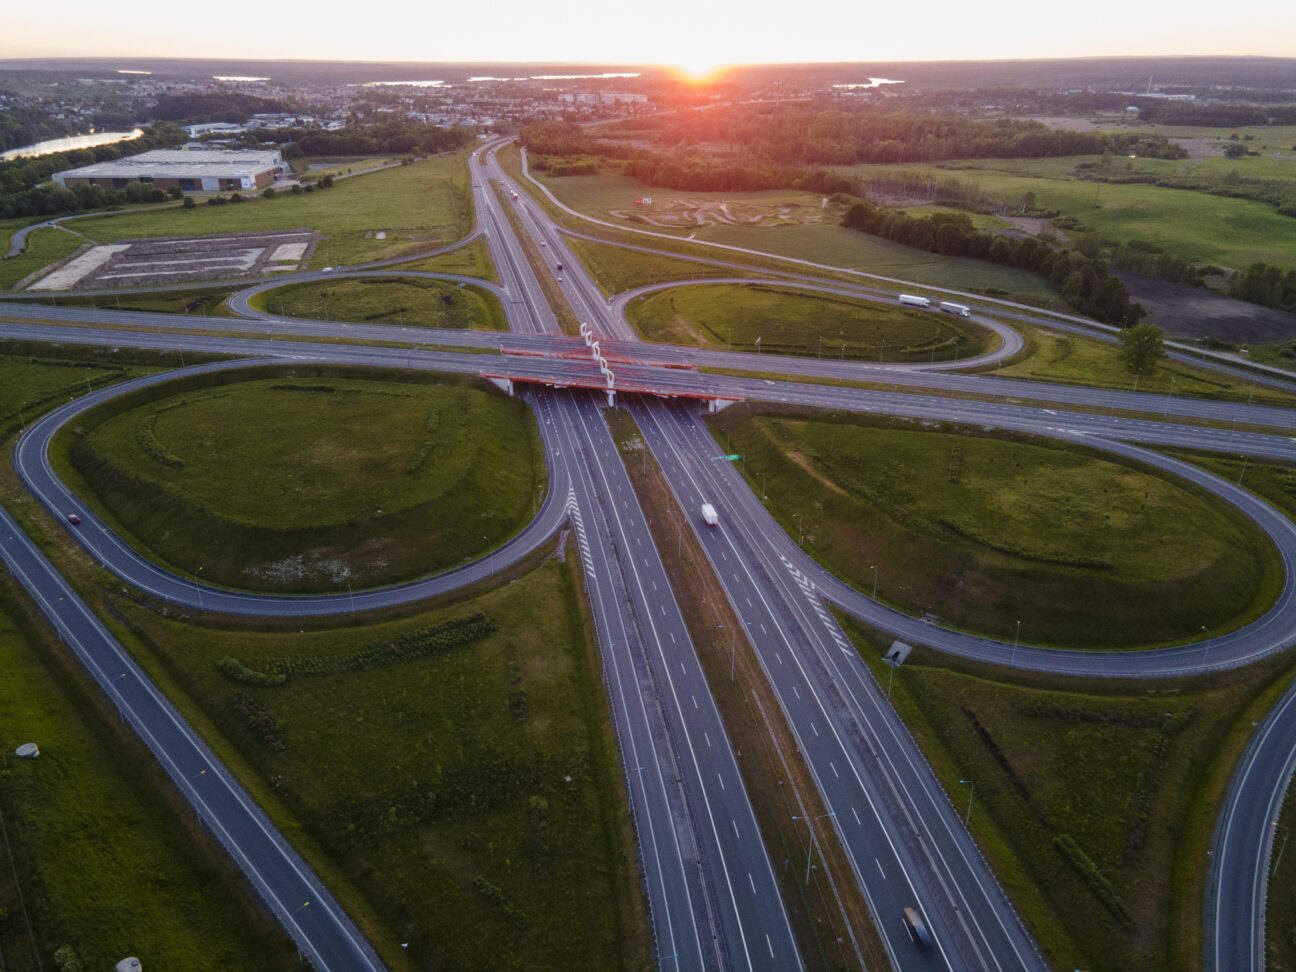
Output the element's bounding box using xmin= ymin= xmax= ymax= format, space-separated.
xmin=216 ymin=656 xmax=288 ymax=686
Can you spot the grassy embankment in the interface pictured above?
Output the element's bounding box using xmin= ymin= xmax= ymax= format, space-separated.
xmin=625 ymin=281 xmax=995 ymax=361
xmin=252 ymin=276 xmax=507 ymax=330
xmin=843 ymin=613 xmax=1296 ymax=972
xmin=400 ymin=236 xmax=500 ymax=282
xmin=565 ymin=235 xmax=760 ymax=294
xmin=52 ymin=368 xmax=542 ymax=592
xmin=31 ymin=284 xmax=242 ymax=317
xmin=104 ymin=551 xmax=649 ymax=971
xmin=991 ymin=323 xmax=1296 ymax=407
xmin=0 ymin=582 xmax=298 ymax=971
xmin=63 ymin=154 xmax=474 ymax=268
xmin=709 ymin=406 xmax=1280 ymax=648
xmin=0 ymin=225 xmax=87 ymax=290
xmin=0 ymin=346 xmax=172 ymax=439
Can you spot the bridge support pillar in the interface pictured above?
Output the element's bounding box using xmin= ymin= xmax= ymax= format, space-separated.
xmin=606 ymin=389 xmax=616 ymax=408
xmin=486 ymin=376 xmax=514 ymax=397
xmin=708 ymin=398 xmax=738 ymax=413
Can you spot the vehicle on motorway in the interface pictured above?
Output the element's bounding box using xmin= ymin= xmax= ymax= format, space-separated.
xmin=512 ymin=191 xmax=519 ymax=199
xmin=556 ymin=262 xmax=563 ymax=271
xmin=320 ymin=267 xmax=335 ymax=273
xmin=540 ymin=241 xmax=546 ymax=246
xmin=904 ymin=907 xmax=933 ymax=949
xmin=66 ymin=513 xmax=81 ymax=525
xmin=939 ymin=301 xmax=972 ymax=317
xmin=701 ymin=503 xmax=719 ymax=527
xmin=898 ymin=294 xmax=932 ymax=308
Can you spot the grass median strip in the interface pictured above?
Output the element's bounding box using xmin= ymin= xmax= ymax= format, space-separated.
xmin=605 ymin=406 xmax=884 ymax=971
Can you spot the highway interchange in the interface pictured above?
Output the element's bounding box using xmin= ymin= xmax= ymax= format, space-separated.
xmin=2 ymin=136 xmax=1295 ymax=970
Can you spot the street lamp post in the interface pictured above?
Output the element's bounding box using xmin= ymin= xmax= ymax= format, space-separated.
xmin=871 ymin=564 xmax=878 ymax=600
xmin=1275 ymin=822 xmax=1291 ymax=873
xmin=717 ymin=623 xmax=737 ymax=681
xmin=756 ymin=472 xmax=766 ymax=500
xmin=792 ymin=812 xmax=836 ymax=885
xmin=1011 ymin=619 xmax=1021 ymax=665
xmin=959 ymin=779 xmax=975 ymax=827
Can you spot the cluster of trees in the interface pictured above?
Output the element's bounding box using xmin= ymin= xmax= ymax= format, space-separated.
xmin=280 ymin=121 xmax=476 ymax=158
xmin=843 ymin=200 xmax=1144 ymax=325
xmin=0 ymin=123 xmax=187 ymax=219
xmin=619 ymin=157 xmax=855 ymax=194
xmin=1108 ymin=240 xmax=1202 ymax=286
xmin=0 ymin=105 xmax=85 ymax=153
xmin=1131 ymin=102 xmax=1296 ymax=127
xmin=1228 ymin=262 xmax=1296 ymax=312
xmin=599 ymin=107 xmax=1188 ymax=166
xmin=148 ymin=93 xmax=296 ymax=124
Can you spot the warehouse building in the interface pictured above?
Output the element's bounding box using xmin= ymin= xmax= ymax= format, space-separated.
xmin=53 ymin=149 xmax=285 ymax=193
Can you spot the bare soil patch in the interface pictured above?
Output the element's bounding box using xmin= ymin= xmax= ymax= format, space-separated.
xmin=1116 ymin=271 xmax=1296 ymax=343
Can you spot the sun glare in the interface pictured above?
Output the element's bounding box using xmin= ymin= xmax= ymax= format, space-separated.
xmin=674 ymin=60 xmax=723 ymax=82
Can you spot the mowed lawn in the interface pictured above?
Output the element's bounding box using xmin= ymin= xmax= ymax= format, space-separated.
xmin=716 ymin=409 xmax=1279 ymax=647
xmin=59 ymin=371 xmax=542 ymax=592
xmin=626 ymin=282 xmax=995 ymax=361
xmin=64 ymin=155 xmax=471 ymax=267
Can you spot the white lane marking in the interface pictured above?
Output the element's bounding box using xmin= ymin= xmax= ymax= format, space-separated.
xmin=704 ymin=732 xmax=711 ymax=747
xmin=831 ymin=762 xmax=839 ymax=778
xmin=748 ymin=872 xmax=757 ymax=894
xmin=775 ymin=652 xmax=783 ymax=665
xmin=851 ymin=807 xmax=861 ymax=825
xmin=876 ymin=858 xmax=887 ymax=879
xmin=692 ymin=695 xmax=698 ymax=709
xmin=717 ymin=774 xmax=725 ymax=790
xmin=811 ymin=722 xmax=819 ymax=737
xmin=792 ymin=685 xmax=800 ymax=700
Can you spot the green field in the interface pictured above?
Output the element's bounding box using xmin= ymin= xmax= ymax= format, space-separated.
xmin=400 ymin=237 xmax=500 ymax=282
xmin=57 ymin=369 xmax=542 ymax=592
xmin=844 ymin=613 xmax=1296 ymax=972
xmin=713 ymin=408 xmax=1279 ymax=647
xmin=63 ymin=156 xmax=472 ymax=268
xmin=844 ymin=159 xmax=1296 ymax=271
xmin=110 ymin=552 xmax=647 ymax=971
xmin=524 ymin=167 xmax=1064 ymax=303
xmin=41 ymin=284 xmax=240 ymax=317
xmin=626 ymin=282 xmax=994 ymax=361
xmin=256 ymin=276 xmax=507 ymax=330
xmin=0 ymin=583 xmax=295 ymax=971
xmin=567 ymin=236 xmax=757 ymax=294
xmin=0 ymin=225 xmax=86 ymax=290
xmin=994 ymin=323 xmax=1296 ymax=406
xmin=0 ymin=348 xmax=163 ymax=438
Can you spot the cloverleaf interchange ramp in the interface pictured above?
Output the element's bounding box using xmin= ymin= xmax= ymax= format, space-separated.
xmin=1 ymin=136 xmax=1294 ymax=969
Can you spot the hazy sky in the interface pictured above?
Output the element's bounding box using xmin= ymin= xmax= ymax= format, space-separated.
xmin=4 ymin=0 xmax=1294 ymax=69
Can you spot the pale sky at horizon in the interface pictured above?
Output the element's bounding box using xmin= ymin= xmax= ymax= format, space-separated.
xmin=4 ymin=0 xmax=1294 ymax=73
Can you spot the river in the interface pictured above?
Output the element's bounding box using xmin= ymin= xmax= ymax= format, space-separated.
xmin=2 ymin=128 xmax=144 ymax=162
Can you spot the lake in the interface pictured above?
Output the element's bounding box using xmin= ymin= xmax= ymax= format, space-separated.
xmin=2 ymin=129 xmax=144 ymax=161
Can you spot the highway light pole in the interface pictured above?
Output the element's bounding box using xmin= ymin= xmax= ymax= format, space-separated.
xmin=792 ymin=812 xmax=836 ymax=885
xmin=718 ymin=623 xmax=736 ymax=681
xmin=757 ymin=472 xmax=766 ymax=500
xmin=871 ymin=564 xmax=878 ymax=600
xmin=1274 ymin=822 xmax=1290 ymax=874
xmin=1011 ymin=619 xmax=1021 ymax=665
xmin=959 ymin=780 xmax=975 ymax=827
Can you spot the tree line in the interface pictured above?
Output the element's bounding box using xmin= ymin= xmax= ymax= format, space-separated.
xmin=595 ymin=107 xmax=1188 ymax=166
xmin=842 ymin=200 xmax=1145 ymax=326
xmin=278 ymin=121 xmax=476 ymax=159
xmin=1228 ymin=262 xmax=1296 ymax=313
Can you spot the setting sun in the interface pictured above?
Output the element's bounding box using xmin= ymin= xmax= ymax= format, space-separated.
xmin=672 ymin=59 xmax=725 ymax=82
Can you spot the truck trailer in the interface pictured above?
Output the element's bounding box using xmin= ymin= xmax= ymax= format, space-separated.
xmin=701 ymin=503 xmax=719 ymax=527
xmin=898 ymin=294 xmax=931 ymax=308
xmin=939 ymin=301 xmax=972 ymax=317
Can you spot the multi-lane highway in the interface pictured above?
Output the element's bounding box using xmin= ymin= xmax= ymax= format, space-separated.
xmin=3 ymin=134 xmax=1295 ymax=970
